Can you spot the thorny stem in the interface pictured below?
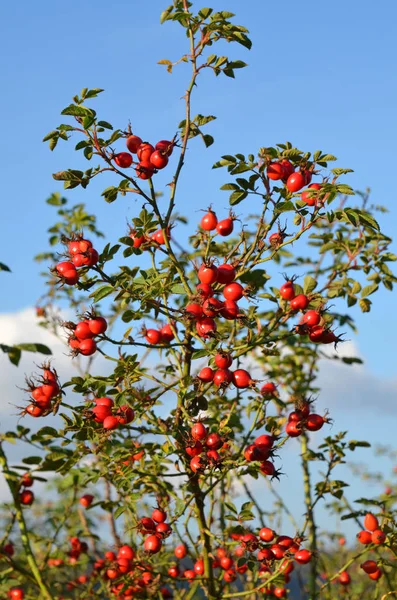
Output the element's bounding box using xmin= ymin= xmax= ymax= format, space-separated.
xmin=0 ymin=442 xmax=54 ymax=600
xmin=301 ymin=433 xmax=318 ymax=600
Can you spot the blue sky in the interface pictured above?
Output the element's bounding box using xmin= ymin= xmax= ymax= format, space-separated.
xmin=1 ymin=0 xmax=396 ymax=376
xmin=1 ymin=0 xmax=397 ymax=544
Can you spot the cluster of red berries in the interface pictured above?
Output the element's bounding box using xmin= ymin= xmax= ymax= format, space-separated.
xmin=184 ymin=263 xmax=247 ymax=339
xmin=143 ymin=323 xmax=175 ymax=345
xmin=24 ymin=364 xmax=60 ymax=418
xmin=357 ymin=513 xmax=386 ymax=548
xmin=53 ymin=236 xmax=99 ymax=285
xmin=114 ymin=134 xmax=174 ymax=180
xmin=200 ymin=208 xmax=236 ymax=236
xmin=129 ymin=225 xmax=171 ymax=249
xmin=137 ymin=508 xmax=172 ymax=555
xmin=279 ymin=279 xmax=341 ymax=346
xmin=65 ymin=312 xmax=108 ymax=356
xmin=90 ymin=397 xmax=135 ymax=431
xmin=197 ymin=351 xmax=254 ymax=390
xmin=266 ymin=159 xmax=315 ymax=194
xmin=185 ymin=423 xmax=228 ymax=473
xmin=285 ymin=401 xmax=327 ymax=438
xmin=244 ymin=434 xmax=278 ymax=478
xmin=19 ymin=473 xmax=35 ymax=507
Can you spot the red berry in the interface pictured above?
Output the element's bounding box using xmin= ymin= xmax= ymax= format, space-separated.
xmin=152 ymin=508 xmax=167 ymax=523
xmin=194 ymin=559 xmax=204 ymax=575
xmin=186 ymin=303 xmax=204 ymax=319
xmin=136 ymin=160 xmax=155 ymax=180
xmin=360 ymin=560 xmax=378 ymax=574
xmin=203 ymin=298 xmax=224 ymax=317
xmin=155 ymin=140 xmax=174 ymax=156
xmin=78 ymin=339 xmax=97 ymax=356
xmin=286 ymin=172 xmax=305 ymax=192
xmin=20 ymin=490 xmax=34 ymax=505
xmin=168 ymin=565 xmax=180 ymax=578
xmin=196 ymin=283 xmax=214 ymax=298
xmin=198 ymin=264 xmax=218 ymax=285
xmin=144 ymin=535 xmax=162 ymax=553
xmin=294 ymin=549 xmax=312 ymax=564
xmin=160 ymin=323 xmax=175 ymax=343
xmin=302 ymin=310 xmax=321 ymax=327
xmin=279 ymin=281 xmax=295 ymax=300
xmin=338 ymin=571 xmax=350 ymax=585
xmin=368 ymin=568 xmax=383 ymax=581
xmin=214 ymin=352 xmax=232 ymax=369
xmin=364 ymin=513 xmax=379 ymax=532
xmin=213 ymin=369 xmax=233 ymax=387
xmin=371 ymin=529 xmax=386 ymax=544
xmin=306 ymin=414 xmax=324 ymax=431
xmin=267 ymin=162 xmax=285 ymax=181
xmin=8 ymin=589 xmax=25 ymax=600
xmin=185 ymin=441 xmax=203 ymax=457
xmin=196 ymin=317 xmax=217 ymax=338
xmin=260 ymin=461 xmax=275 ymax=476
xmin=118 ymin=545 xmax=135 ymax=560
xmin=220 ymin=299 xmax=240 ymax=320
xmin=200 ymin=210 xmax=218 ymax=231
xmin=92 ymin=405 xmax=112 ymax=423
xmin=198 ymin=367 xmax=214 ymax=382
xmin=190 ymin=455 xmax=204 ymax=473
xmin=145 ymin=329 xmax=162 ymax=345
xmin=75 ymin=321 xmax=95 ymax=340
xmin=114 ymin=152 xmax=133 ymax=168
xmin=26 ymin=404 xmax=44 ymax=418
xmin=254 ymin=434 xmax=274 ymax=450
xmin=126 ymin=135 xmax=143 ymax=153
xmin=280 ymin=159 xmax=294 ymax=180
xmin=191 ymin=423 xmax=207 ymax=440
xmin=137 ymin=143 xmax=155 ymax=162
xmin=174 ymin=544 xmax=187 ymax=559
xmin=223 ymin=282 xmax=244 ymax=301
xmin=56 ymin=261 xmax=75 ymax=275
xmin=216 ymin=218 xmax=234 ymax=237
xmin=259 ymin=527 xmax=275 ymax=542
xmin=156 ymin=522 xmax=172 ymax=538
xmin=301 ymin=183 xmax=322 ymax=206
xmin=217 ymin=264 xmax=236 ymax=285
xmin=103 ymin=416 xmax=119 ymax=430
xmin=232 ymin=369 xmax=252 ymax=389
xmin=88 ymin=317 xmax=107 ymax=335
xmin=290 ymin=294 xmax=309 ymax=311
xmin=150 ymin=150 xmax=168 ymax=169
xmin=79 ymin=494 xmax=94 ymax=508
xmin=206 ymin=433 xmax=223 ymax=450
xmin=261 ymin=382 xmax=277 ymax=395
xmin=116 ymin=405 xmax=134 ymax=425
xmin=357 ymin=530 xmax=372 ymax=544
xmin=286 ymin=421 xmax=302 ymax=437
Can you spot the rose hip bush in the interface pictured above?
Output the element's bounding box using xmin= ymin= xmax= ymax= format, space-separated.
xmin=1 ymin=2 xmax=397 ymax=599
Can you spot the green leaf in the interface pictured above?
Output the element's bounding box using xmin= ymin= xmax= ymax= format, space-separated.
xmin=229 ymin=190 xmax=248 ymax=206
xmin=337 ymin=184 xmax=355 ymax=196
xmin=220 ymin=183 xmax=239 ymax=191
xmin=22 ymin=456 xmax=43 ymax=465
xmin=36 ymin=426 xmax=58 ymax=438
xmin=202 ymin=134 xmax=214 ymax=147
xmin=15 ymin=343 xmax=52 ymax=355
xmin=97 ymin=120 xmax=113 ymax=130
xmin=359 ymin=298 xmax=371 ymax=313
xmin=90 ymin=285 xmax=114 ymax=302
xmin=114 ymin=505 xmax=126 ymax=519
xmin=61 ymin=104 xmax=96 ymax=118
xmin=361 ymin=284 xmax=378 ymax=298
xmin=160 ymin=5 xmax=173 ymax=23
xmin=0 ymin=262 xmax=11 ymax=272
xmin=303 ymin=275 xmax=317 ymax=295
xmin=357 ymin=211 xmax=380 ymax=231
